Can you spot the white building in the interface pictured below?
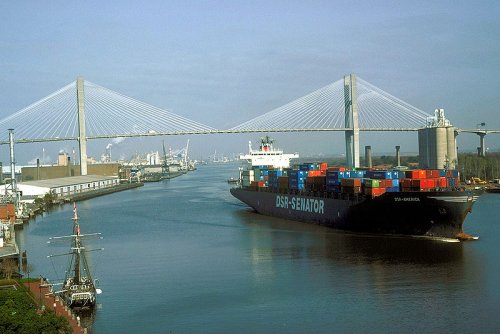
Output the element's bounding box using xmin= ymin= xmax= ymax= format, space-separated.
xmin=0 ymin=175 xmax=120 ymax=198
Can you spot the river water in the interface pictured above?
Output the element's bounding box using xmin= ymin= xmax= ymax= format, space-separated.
xmin=16 ymin=163 xmax=499 ymax=333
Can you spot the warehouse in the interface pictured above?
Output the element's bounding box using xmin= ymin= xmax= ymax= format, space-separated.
xmin=0 ymin=175 xmax=120 ymax=197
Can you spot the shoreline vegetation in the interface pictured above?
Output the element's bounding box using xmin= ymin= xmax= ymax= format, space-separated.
xmin=0 ymin=279 xmax=71 ymax=333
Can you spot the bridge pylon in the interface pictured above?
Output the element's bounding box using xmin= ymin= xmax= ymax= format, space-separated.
xmin=76 ymin=77 xmax=88 ymax=175
xmin=344 ymin=74 xmax=360 ymax=168
xmin=477 ymin=132 xmax=487 ymax=157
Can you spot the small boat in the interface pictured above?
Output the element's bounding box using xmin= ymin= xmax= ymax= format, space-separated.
xmin=48 ymin=203 xmax=102 ymax=309
xmin=485 ymin=186 xmax=500 ymax=193
xmin=227 ymin=177 xmax=239 ymax=184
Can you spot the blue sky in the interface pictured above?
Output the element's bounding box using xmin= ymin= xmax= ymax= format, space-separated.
xmin=0 ymin=1 xmax=499 ymax=164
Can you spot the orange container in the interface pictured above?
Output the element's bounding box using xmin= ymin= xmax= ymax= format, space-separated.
xmin=308 ymin=170 xmax=323 ymax=177
xmin=364 ymin=187 xmax=386 ymax=197
xmin=341 ymin=178 xmax=362 ymax=187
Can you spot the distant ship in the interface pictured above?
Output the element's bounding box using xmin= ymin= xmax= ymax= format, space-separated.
xmin=230 ymin=138 xmax=480 ymax=241
xmin=49 ymin=203 xmax=102 ymax=309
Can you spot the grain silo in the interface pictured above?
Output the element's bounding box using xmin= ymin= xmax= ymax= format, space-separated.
xmin=418 ymin=109 xmax=457 ymax=169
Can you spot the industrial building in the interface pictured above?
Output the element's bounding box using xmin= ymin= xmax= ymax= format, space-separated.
xmin=0 ymin=175 xmax=119 ymax=198
xmin=21 ymin=162 xmax=121 ymax=182
xmin=418 ymin=109 xmax=458 ymax=169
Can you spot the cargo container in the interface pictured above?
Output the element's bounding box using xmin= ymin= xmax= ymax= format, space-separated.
xmin=341 ymin=178 xmax=362 ymax=187
xmin=364 ymin=187 xmax=386 ymax=197
xmin=363 ymin=179 xmax=380 ymax=188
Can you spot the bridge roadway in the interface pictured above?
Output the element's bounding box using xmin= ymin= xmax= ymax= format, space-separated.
xmin=0 ymin=127 xmax=497 ymax=145
xmin=0 ymin=127 xmax=448 ymax=144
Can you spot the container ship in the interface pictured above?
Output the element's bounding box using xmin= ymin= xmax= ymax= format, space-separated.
xmin=230 ymin=138 xmax=480 ymax=241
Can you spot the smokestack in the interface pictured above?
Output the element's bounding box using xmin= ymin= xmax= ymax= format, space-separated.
xmin=365 ymin=146 xmax=372 ymax=168
xmin=37 ymin=159 xmax=40 ymax=180
xmin=67 ymin=157 xmax=71 ymax=176
xmin=395 ymin=146 xmax=401 ymax=167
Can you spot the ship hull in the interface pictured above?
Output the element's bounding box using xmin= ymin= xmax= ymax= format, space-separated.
xmin=230 ymin=188 xmax=479 ymax=239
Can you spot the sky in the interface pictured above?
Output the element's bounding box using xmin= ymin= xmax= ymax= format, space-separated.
xmin=0 ymin=0 xmax=499 ymax=164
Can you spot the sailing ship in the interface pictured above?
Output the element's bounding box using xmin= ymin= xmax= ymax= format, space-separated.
xmin=48 ymin=203 xmax=102 ymax=309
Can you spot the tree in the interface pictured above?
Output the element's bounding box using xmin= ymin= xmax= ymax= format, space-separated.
xmin=0 ymin=258 xmax=18 ymax=280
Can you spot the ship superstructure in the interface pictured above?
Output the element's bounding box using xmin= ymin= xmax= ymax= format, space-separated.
xmin=240 ymin=136 xmax=299 ymax=169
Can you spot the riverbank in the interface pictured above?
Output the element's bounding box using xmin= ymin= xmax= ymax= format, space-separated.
xmin=61 ymin=181 xmax=144 ymax=202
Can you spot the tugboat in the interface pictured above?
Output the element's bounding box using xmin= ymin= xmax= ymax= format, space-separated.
xmin=48 ymin=203 xmax=102 ymax=309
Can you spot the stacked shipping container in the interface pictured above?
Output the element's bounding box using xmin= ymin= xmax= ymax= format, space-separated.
xmin=241 ymin=163 xmax=461 ymax=198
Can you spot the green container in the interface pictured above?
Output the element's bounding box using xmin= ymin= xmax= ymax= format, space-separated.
xmin=364 ymin=178 xmax=380 ymax=188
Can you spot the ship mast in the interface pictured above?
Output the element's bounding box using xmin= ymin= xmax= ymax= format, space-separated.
xmin=72 ymin=203 xmax=81 ymax=284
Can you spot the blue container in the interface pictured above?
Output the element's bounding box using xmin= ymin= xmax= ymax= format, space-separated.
xmin=288 ymin=182 xmax=304 ymax=190
xmin=326 ymin=185 xmax=341 ymax=193
xmin=326 ymin=171 xmax=345 ymax=179
xmin=367 ymin=171 xmax=392 ymax=179
xmin=439 ymin=169 xmax=447 ymax=177
xmin=268 ymin=170 xmax=283 ymax=177
xmin=299 ymin=163 xmax=317 ymax=171
xmin=289 ymin=170 xmax=307 ymax=177
xmin=392 ymin=179 xmax=399 ymax=187
xmin=326 ymin=179 xmax=341 ymax=186
xmin=355 ymin=171 xmax=365 ymax=178
xmin=447 ymin=177 xmax=456 ymax=187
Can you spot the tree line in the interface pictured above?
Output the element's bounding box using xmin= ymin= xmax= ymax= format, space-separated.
xmin=457 ymin=152 xmax=500 ymax=181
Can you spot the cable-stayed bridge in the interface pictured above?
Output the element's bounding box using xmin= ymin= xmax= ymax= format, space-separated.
xmin=0 ymin=75 xmax=497 ymax=173
xmin=0 ymin=75 xmax=431 ymax=143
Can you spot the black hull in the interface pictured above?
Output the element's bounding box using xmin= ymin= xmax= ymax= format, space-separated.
xmin=230 ymin=188 xmax=479 ymax=239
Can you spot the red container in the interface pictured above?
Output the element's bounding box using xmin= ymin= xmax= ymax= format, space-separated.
xmin=438 ymin=177 xmax=447 ymax=188
xmin=319 ymin=163 xmax=328 ymax=171
xmin=251 ymin=181 xmax=266 ymax=188
xmin=411 ymin=179 xmax=425 ymax=188
xmin=401 ymin=179 xmax=412 ymax=188
xmin=425 ymin=170 xmax=440 ymax=178
xmin=406 ymin=170 xmax=427 ymax=179
xmin=328 ymin=167 xmax=346 ymax=171
xmin=364 ymin=187 xmax=386 ymax=197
